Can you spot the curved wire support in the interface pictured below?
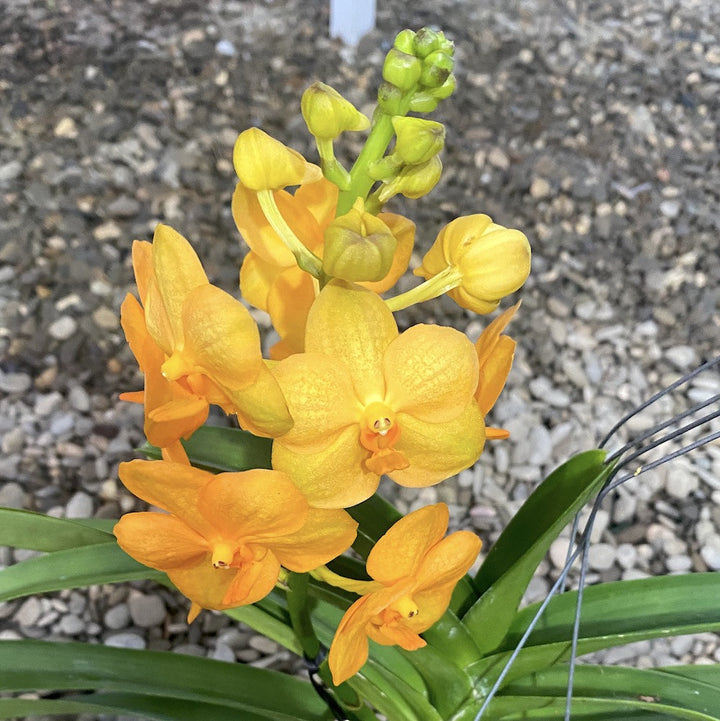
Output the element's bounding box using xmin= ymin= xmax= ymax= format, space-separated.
xmin=473 ymin=354 xmax=720 ymax=721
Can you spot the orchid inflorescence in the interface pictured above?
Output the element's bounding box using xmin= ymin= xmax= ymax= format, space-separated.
xmin=115 ymin=27 xmax=531 ymax=686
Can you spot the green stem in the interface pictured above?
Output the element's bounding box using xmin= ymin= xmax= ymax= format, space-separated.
xmin=337 ymin=91 xmax=414 ymax=216
xmin=256 ymin=190 xmax=324 ymax=278
xmin=385 ymin=265 xmax=463 ymax=312
xmin=286 ymin=571 xmax=320 ymax=661
xmin=316 ymin=137 xmax=352 ymax=190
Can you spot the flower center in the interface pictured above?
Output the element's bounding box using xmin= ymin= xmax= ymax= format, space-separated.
xmin=211 ymin=541 xmax=253 ymax=569
xmin=359 ymin=402 xmax=409 ymax=475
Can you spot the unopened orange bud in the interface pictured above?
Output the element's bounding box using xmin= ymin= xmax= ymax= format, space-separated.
xmin=322 ymin=200 xmax=397 ymax=282
xmin=415 ymin=214 xmax=531 ymax=313
xmin=301 ymin=82 xmax=370 ymax=139
xmin=233 ymin=128 xmax=322 ymax=191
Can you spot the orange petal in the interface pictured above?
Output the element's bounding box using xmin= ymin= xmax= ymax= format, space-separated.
xmin=114 ymin=513 xmax=209 ymax=571
xmin=266 ymin=265 xmax=316 ymax=353
xmin=220 ymin=551 xmax=281 ymax=606
xmin=267 ymin=508 xmax=357 ymax=571
xmin=272 ymin=424 xmax=379 ymax=509
xmin=167 ymin=557 xmax=238 ymax=611
xmin=475 ymin=302 xmax=520 ymax=367
xmin=305 ymin=281 xmax=397 ymax=403
xmin=146 ymin=397 xmax=209 ymax=448
xmin=225 ymin=361 xmax=293 ymax=438
xmin=415 ymin=530 xmax=482 ymax=591
xmin=359 ymin=213 xmax=415 ymax=294
xmin=294 ymin=177 xmax=339 ymax=231
xmin=118 ymin=460 xmax=215 ymax=537
xmin=328 ymin=594 xmax=375 ymax=685
xmin=151 ymin=225 xmax=208 ymax=347
xmin=271 ymin=352 xmax=358 ymax=452
xmin=131 ymin=240 xmax=154 ymax=305
xmin=390 ymin=403 xmax=486 ymax=488
xmin=366 ymin=504 xmax=448 ymax=584
xmin=233 ymin=183 xmax=295 ymax=266
xmin=384 ymin=324 xmax=478 ymax=423
xmin=198 ymin=469 xmax=308 ymax=540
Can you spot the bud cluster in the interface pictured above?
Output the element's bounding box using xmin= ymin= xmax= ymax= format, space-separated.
xmin=379 ymin=28 xmax=456 ymax=115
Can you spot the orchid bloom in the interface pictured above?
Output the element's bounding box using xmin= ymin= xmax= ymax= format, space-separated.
xmin=120 ymin=224 xmax=292 ymax=446
xmin=232 ymin=135 xmax=415 ymax=359
xmin=475 ymin=301 xmax=519 ymax=440
xmin=271 ymin=280 xmax=486 ymax=508
xmin=328 ymin=503 xmax=481 ymax=685
xmin=114 ymin=459 xmax=357 ymax=621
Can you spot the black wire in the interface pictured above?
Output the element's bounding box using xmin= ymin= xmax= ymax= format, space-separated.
xmin=305 ymin=650 xmax=349 ymax=721
xmin=473 ymin=355 xmax=720 ymax=720
xmin=599 ymin=355 xmax=720 ymax=449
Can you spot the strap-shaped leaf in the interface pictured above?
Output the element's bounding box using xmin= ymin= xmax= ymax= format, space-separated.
xmin=0 ymin=542 xmax=163 ymax=602
xmin=0 ymin=507 xmax=114 ymax=551
xmin=469 ymin=573 xmax=720 ymax=690
xmin=486 ymin=664 xmax=720 ymax=720
xmin=0 ymin=640 xmax=330 ymax=721
xmin=140 ymin=424 xmax=273 ymax=472
xmin=0 ymin=693 xmax=275 ymax=721
xmin=464 ymin=450 xmax=613 ymax=654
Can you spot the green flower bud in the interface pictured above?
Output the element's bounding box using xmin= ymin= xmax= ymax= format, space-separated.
xmin=382 ymin=48 xmax=422 ymax=91
xmin=413 ymin=27 xmax=441 ymax=58
xmin=391 ymin=117 xmax=445 ymax=165
xmin=431 ymin=73 xmax=456 ymax=100
xmin=322 ymin=199 xmax=397 ymax=282
xmin=377 ymin=81 xmax=405 ymax=115
xmin=301 ymin=82 xmax=370 ymax=140
xmin=393 ymin=29 xmax=416 ymax=55
xmin=408 ymin=92 xmax=439 ymax=113
xmin=420 ymin=51 xmax=454 ymax=88
xmin=377 ymin=156 xmax=443 ymax=203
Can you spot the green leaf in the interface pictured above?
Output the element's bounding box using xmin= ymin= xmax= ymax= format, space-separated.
xmin=488 ymin=664 xmax=720 ymax=720
xmin=470 ymin=573 xmax=720 ymax=690
xmin=140 ymin=424 xmax=273 ymax=472
xmin=0 ymin=542 xmax=164 ymax=602
xmin=0 ymin=507 xmax=114 ymax=551
xmin=663 ymin=665 xmax=720 ymax=687
xmin=464 ymin=450 xmax=614 ymax=654
xmin=0 ymin=693 xmax=275 ymax=721
xmin=0 ymin=640 xmax=331 ymax=721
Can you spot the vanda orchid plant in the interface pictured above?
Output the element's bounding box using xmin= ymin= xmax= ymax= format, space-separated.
xmin=2 ymin=27 xmax=720 ymax=721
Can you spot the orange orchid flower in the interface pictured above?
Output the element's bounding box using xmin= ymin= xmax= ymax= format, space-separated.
xmin=114 ymin=459 xmax=357 ymax=621
xmin=475 ymin=301 xmax=519 ymax=440
xmin=120 ymin=224 xmax=292 ymax=445
xmin=328 ymin=503 xmax=481 ymax=685
xmin=271 ymin=281 xmax=486 ymax=508
xmin=232 ymin=171 xmax=415 ymax=360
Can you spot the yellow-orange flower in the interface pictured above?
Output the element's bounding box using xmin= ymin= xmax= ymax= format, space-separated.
xmin=475 ymin=302 xmax=519 ymax=416
xmin=328 ymin=503 xmax=481 ymax=685
xmin=120 ymin=224 xmax=292 ymax=445
xmin=233 ymin=178 xmax=415 ymax=359
xmin=414 ymin=214 xmax=530 ymax=314
xmin=271 ymin=281 xmax=486 ymax=508
xmin=114 ymin=459 xmax=357 ymax=620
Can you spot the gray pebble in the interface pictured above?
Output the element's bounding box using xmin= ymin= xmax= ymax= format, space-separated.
xmin=129 ymin=593 xmax=167 ymax=628
xmin=248 ymin=635 xmax=279 ymax=655
xmin=665 ymin=345 xmax=698 ymax=371
xmin=104 ymin=603 xmax=131 ymax=630
xmin=68 ymin=385 xmax=91 ymax=412
xmin=700 ymin=544 xmax=720 ymax=571
xmin=173 ymin=643 xmax=205 ymax=656
xmin=59 ymin=614 xmax=86 ymax=636
xmin=211 ymin=642 xmax=236 ymax=662
xmin=50 ymin=412 xmax=75 ymax=436
xmin=0 ymin=372 xmax=32 ymax=394
xmin=105 ymin=632 xmax=146 ymax=649
xmin=48 ymin=315 xmax=78 ymax=341
xmin=35 ymin=391 xmax=63 ymax=416
xmin=0 ymin=481 xmax=25 ymax=509
xmin=16 ymin=597 xmax=42 ymax=627
xmin=588 ymin=543 xmax=616 ymax=571
xmin=1 ymin=427 xmax=25 ymax=454
xmin=65 ymin=491 xmax=94 ymax=518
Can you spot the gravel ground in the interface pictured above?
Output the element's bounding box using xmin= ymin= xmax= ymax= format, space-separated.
xmin=1 ymin=0 xmax=720 ymax=714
